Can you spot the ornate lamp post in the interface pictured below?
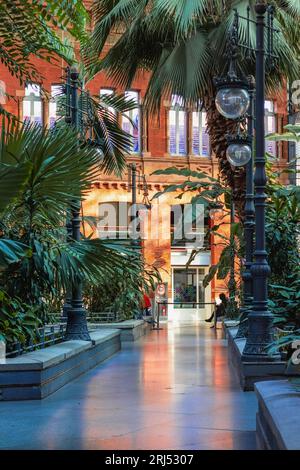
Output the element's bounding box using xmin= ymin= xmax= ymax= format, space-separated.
xmin=242 ymin=2 xmax=280 ymax=361
xmin=215 ymin=3 xmax=280 ymax=361
xmin=64 ymin=66 xmax=91 ymax=341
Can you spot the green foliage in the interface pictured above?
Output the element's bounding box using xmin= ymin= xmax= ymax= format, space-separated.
xmin=55 ymin=88 xmax=137 ymax=176
xmin=267 ymin=124 xmax=300 ymax=144
xmin=264 ymin=155 xmax=300 ymax=327
xmin=84 ymin=258 xmax=160 ymax=320
xmin=0 ymin=121 xmax=159 ymax=341
xmin=0 ymin=1 xmax=88 ymax=87
xmin=0 ymin=289 xmax=42 ymax=345
xmin=87 ymin=0 xmax=300 ymax=112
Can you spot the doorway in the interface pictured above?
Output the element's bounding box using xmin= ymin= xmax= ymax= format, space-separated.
xmin=169 ymin=267 xmax=212 ymax=323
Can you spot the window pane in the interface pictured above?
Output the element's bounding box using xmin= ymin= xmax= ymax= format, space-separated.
xmin=23 ymin=101 xmax=31 ymax=122
xmin=192 ymin=112 xmax=200 ymax=155
xmin=171 ymin=94 xmax=184 ymax=108
xmin=192 ymin=111 xmax=209 ymax=156
xmin=25 ymin=84 xmax=40 ymax=96
xmin=122 ymin=91 xmax=140 ymax=153
xmin=265 ymin=101 xmax=276 ymax=157
xmin=125 ymin=90 xmax=138 ymax=103
xmin=33 ymin=101 xmax=42 ymax=125
xmin=173 ymin=269 xmax=197 ymax=308
xmin=201 ymin=112 xmax=209 ymax=156
xmin=100 ymin=88 xmax=114 ymax=96
xmin=132 ymin=107 xmax=140 ymax=153
xmin=100 ymin=88 xmax=115 ymax=115
xmin=169 ymin=110 xmax=176 ymax=154
xmin=178 ymin=110 xmax=186 ymax=155
xmin=23 ymin=84 xmax=42 ymax=124
xmin=265 ymin=100 xmax=274 ymax=113
xmin=49 ymin=85 xmax=61 ymax=128
xmin=122 ymin=110 xmax=132 ymax=134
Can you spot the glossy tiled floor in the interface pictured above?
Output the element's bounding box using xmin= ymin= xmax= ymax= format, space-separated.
xmin=0 ymin=324 xmax=257 ymax=450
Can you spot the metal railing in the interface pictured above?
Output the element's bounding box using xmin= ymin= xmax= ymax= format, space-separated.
xmin=6 ymin=324 xmax=66 ymax=358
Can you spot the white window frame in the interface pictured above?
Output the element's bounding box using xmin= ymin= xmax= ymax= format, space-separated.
xmin=192 ymin=110 xmax=210 ymax=157
xmin=122 ymin=90 xmax=142 ymax=154
xmin=23 ymin=84 xmax=43 ymax=125
xmin=265 ymin=100 xmax=277 ymax=157
xmin=49 ymin=84 xmax=62 ymax=128
xmin=169 ymin=95 xmax=187 ymax=156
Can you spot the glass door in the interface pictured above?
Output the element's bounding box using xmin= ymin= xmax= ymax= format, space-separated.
xmin=173 ymin=268 xmax=198 ymax=308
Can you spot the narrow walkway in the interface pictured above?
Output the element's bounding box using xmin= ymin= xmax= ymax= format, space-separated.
xmin=0 ymin=325 xmax=257 ymax=450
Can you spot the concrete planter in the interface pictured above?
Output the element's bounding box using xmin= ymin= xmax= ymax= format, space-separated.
xmin=0 ymin=340 xmax=5 ymax=363
xmin=89 ymin=319 xmax=152 ymax=342
xmin=222 ymin=320 xmax=240 ymax=339
xmin=0 ymin=330 xmax=121 ymax=401
xmin=227 ymin=327 xmax=286 ymax=391
xmin=255 ymin=380 xmax=300 ymax=449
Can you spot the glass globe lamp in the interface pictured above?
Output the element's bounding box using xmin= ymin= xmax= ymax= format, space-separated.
xmin=215 ymin=87 xmax=250 ymax=119
xmin=226 ymin=143 xmax=251 ymax=167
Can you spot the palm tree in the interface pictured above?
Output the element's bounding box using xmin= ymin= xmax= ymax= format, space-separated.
xmin=0 ymin=122 xmax=157 ymax=324
xmin=86 ymin=0 xmax=300 ymax=216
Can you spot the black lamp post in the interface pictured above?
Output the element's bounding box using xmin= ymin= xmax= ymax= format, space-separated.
xmin=242 ymin=2 xmax=280 ymax=361
xmin=64 ymin=66 xmax=91 ymax=341
xmin=215 ymin=3 xmax=280 ymax=361
xmin=236 ymin=76 xmax=255 ymax=338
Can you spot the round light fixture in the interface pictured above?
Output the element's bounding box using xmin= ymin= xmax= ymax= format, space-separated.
xmin=226 ymin=142 xmax=252 ymax=167
xmin=216 ymin=87 xmax=250 ymax=120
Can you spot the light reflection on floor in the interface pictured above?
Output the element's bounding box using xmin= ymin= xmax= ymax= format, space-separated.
xmin=0 ymin=323 xmax=257 ymax=450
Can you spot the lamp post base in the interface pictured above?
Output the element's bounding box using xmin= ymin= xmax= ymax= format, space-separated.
xmin=242 ymin=312 xmax=281 ymax=362
xmin=64 ymin=308 xmax=91 ymax=341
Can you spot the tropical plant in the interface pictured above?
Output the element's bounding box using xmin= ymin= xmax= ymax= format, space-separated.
xmin=0 ymin=0 xmax=88 ymax=87
xmin=55 ymin=86 xmax=137 ymax=175
xmin=268 ymin=123 xmax=300 ymax=144
xmin=0 ymin=289 xmax=42 ymax=346
xmin=84 ymin=259 xmax=160 ymax=320
xmin=0 ymin=122 xmax=155 ymax=327
xmin=86 ymin=0 xmax=300 ymax=216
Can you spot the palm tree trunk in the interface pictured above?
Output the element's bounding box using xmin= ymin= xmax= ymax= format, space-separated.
xmin=204 ymin=93 xmax=246 ymax=219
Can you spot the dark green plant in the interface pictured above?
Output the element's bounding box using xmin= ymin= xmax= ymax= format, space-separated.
xmin=0 ymin=0 xmax=88 ymax=87
xmin=84 ymin=259 xmax=160 ymax=320
xmin=0 ymin=122 xmax=156 ymax=328
xmin=0 ymin=289 xmax=42 ymax=346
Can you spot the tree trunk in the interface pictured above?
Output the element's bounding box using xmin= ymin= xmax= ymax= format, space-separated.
xmin=204 ymin=93 xmax=246 ymax=219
